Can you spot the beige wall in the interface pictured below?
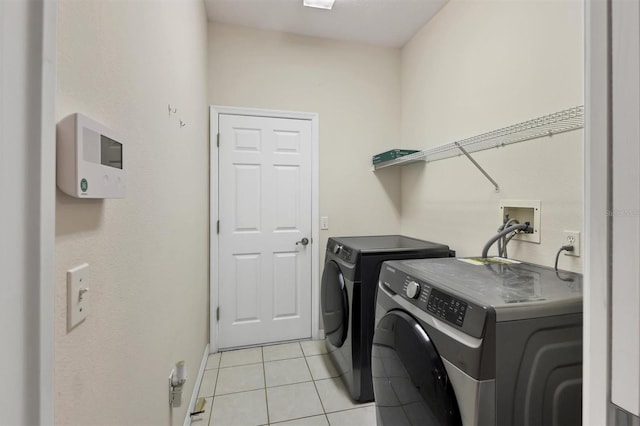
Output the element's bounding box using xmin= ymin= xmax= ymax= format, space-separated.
xmin=208 ymin=23 xmax=403 ymax=260
xmin=400 ymin=0 xmax=584 ymax=271
xmin=55 ymin=1 xmax=209 ymax=424
xmin=51 ymin=2 xmax=584 ymax=422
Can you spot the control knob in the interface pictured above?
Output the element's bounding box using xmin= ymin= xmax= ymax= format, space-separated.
xmin=406 ymin=281 xmax=421 ymax=299
xmin=333 ymin=244 xmax=342 ymax=255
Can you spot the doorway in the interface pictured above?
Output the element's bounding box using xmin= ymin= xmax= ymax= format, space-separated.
xmin=210 ymin=106 xmax=320 ymax=351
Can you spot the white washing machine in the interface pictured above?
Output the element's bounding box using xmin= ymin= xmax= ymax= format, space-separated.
xmin=372 ymin=257 xmax=583 ymax=426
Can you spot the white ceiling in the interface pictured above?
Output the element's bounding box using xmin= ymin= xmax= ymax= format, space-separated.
xmin=204 ymin=0 xmax=449 ymax=48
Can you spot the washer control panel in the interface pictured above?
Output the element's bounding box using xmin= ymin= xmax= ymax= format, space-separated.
xmin=399 ymin=277 xmax=468 ymax=327
xmin=379 ymin=262 xmax=487 ymax=338
xmin=405 ymin=281 xmax=421 ymax=299
xmin=426 ymin=288 xmax=467 ymax=327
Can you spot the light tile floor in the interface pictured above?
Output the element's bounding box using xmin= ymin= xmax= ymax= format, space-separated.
xmin=191 ymin=340 xmax=376 ymax=426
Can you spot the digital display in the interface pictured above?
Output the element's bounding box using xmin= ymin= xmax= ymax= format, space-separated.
xmin=427 ymin=288 xmax=467 ymax=327
xmin=100 ymin=135 xmax=123 ymax=169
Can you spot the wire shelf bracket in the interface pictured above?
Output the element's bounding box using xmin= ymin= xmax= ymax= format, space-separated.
xmin=455 ymin=142 xmax=500 ymax=192
xmin=372 ymin=106 xmax=585 ymax=191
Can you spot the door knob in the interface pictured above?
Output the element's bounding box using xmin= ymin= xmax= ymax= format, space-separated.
xmin=296 ymin=237 xmax=310 ymax=246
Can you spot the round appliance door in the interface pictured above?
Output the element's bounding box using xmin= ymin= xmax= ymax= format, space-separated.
xmin=372 ymin=310 xmax=462 ymax=426
xmin=321 ymin=260 xmax=349 ymax=348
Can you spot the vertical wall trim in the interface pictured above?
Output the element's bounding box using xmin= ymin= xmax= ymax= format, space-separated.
xmin=585 ymin=0 xmax=612 ymax=424
xmin=610 ymin=0 xmax=640 ymax=415
xmin=310 ymin=112 xmax=320 ymax=340
xmin=39 ymin=0 xmax=56 ymax=423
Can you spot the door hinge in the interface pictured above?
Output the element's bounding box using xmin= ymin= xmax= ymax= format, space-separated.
xmin=216 ymin=133 xmax=220 ymax=147
xmin=216 ymin=306 xmax=220 ymax=322
xmin=217 ymin=220 xmax=220 ymax=234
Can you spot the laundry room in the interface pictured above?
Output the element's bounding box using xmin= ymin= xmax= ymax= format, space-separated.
xmin=5 ymin=0 xmax=634 ymax=425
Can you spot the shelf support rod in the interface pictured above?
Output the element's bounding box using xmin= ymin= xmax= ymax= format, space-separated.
xmin=455 ymin=142 xmax=500 ymax=192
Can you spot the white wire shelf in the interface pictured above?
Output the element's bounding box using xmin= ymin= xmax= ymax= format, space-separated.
xmin=372 ymin=105 xmax=584 ymax=171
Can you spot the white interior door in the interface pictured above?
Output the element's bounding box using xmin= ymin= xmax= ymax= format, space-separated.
xmin=217 ymin=113 xmax=312 ymax=349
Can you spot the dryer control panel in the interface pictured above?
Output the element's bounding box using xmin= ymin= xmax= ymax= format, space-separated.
xmin=327 ymin=241 xmax=354 ymax=263
xmin=379 ymin=262 xmax=487 ymax=338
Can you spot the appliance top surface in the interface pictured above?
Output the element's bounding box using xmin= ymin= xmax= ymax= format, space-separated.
xmin=329 ymin=235 xmax=448 ymax=253
xmin=388 ymin=257 xmax=583 ymax=309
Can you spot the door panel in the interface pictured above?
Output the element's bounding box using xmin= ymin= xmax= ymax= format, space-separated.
xmin=273 ymin=252 xmax=298 ymax=318
xmin=274 ymin=166 xmax=300 ymax=229
xmin=233 ymin=253 xmax=261 ymax=323
xmin=218 ymin=113 xmax=312 ymax=348
xmin=233 ymin=164 xmax=261 ymax=231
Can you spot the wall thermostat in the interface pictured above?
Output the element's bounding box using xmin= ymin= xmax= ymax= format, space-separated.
xmin=57 ymin=113 xmax=126 ymax=198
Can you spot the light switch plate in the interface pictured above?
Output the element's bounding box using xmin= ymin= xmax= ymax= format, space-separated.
xmin=67 ymin=263 xmax=89 ymax=330
xmin=320 ymin=216 xmax=329 ymax=230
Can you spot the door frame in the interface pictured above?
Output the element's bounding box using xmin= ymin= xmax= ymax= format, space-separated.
xmin=2 ymin=0 xmax=56 ymax=423
xmin=584 ymin=0 xmax=611 ymax=423
xmin=209 ymin=105 xmax=320 ymax=353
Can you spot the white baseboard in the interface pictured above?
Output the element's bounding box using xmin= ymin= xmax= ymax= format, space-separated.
xmin=183 ymin=344 xmax=210 ymax=426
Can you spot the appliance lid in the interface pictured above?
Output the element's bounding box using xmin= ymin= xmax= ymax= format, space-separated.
xmin=388 ymin=257 xmax=583 ymax=319
xmin=330 ymin=235 xmax=449 ymax=254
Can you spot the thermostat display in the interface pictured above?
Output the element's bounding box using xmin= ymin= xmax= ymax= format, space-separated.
xmin=100 ymin=136 xmax=122 ymax=169
xmin=57 ymin=113 xmax=126 ymax=198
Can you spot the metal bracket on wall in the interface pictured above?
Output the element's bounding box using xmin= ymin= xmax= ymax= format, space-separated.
xmin=455 ymin=142 xmax=500 ymax=192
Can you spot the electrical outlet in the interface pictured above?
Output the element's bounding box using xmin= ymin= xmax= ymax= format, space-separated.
xmin=563 ymin=231 xmax=580 ymax=257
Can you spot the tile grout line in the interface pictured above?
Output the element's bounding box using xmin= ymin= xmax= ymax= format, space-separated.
xmin=218 ymin=361 xmax=264 ymax=369
xmin=196 ymin=355 xmax=217 ymax=425
xmin=268 ymin=342 xmax=326 ymax=425
xmin=261 ymin=346 xmax=271 ymax=426
xmin=266 ymin=342 xmax=317 ymax=425
xmin=302 ymin=341 xmax=336 ymax=420
xmin=213 ymin=341 xmax=374 ymax=425
xmin=269 ymin=413 xmax=331 ymax=426
xmin=215 ymin=379 xmax=313 ymax=397
xmin=207 ymin=354 xmax=223 ymax=424
xmin=304 ymin=345 xmax=375 ymax=423
xmin=208 ymin=357 xmax=220 ymax=426
xmin=302 ymin=351 xmax=329 ymax=418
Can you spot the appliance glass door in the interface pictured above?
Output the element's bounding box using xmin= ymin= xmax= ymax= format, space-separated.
xmin=321 ymin=260 xmax=349 ymax=347
xmin=372 ymin=310 xmax=462 ymax=426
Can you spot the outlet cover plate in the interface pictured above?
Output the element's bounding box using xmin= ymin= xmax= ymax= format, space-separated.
xmin=563 ymin=231 xmax=580 ymax=257
xmin=67 ymin=263 xmax=89 ymax=330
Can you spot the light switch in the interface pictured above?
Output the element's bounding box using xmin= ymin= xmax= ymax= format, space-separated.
xmin=67 ymin=263 xmax=89 ymax=330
